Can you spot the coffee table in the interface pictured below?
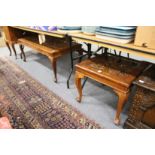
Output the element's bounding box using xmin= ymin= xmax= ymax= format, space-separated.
xmin=75 ymin=55 xmax=148 ymax=125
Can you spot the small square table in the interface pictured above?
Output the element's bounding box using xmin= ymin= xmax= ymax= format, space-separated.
xmin=75 ymin=55 xmax=148 ymax=125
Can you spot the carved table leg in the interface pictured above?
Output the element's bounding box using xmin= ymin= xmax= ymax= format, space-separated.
xmin=11 ymin=43 xmax=17 ymax=59
xmin=114 ymin=90 xmax=129 ymax=125
xmin=19 ymin=44 xmax=26 ymax=62
xmin=48 ymin=57 xmax=57 ymax=83
xmin=5 ymin=41 xmax=12 ymax=56
xmin=75 ymin=71 xmax=85 ymax=102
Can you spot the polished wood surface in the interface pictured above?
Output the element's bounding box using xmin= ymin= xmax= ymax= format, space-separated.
xmin=75 ymin=55 xmax=148 ymax=125
xmin=69 ymin=33 xmax=155 ymax=60
xmin=124 ymin=64 xmax=155 ymax=128
xmin=3 ymin=26 xmax=19 ymax=58
xmin=3 ymin=26 xmax=18 ymax=43
xmin=18 ymin=36 xmax=77 ymax=57
xmin=18 ymin=36 xmax=81 ymax=82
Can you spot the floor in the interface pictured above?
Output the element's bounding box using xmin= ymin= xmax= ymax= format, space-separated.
xmin=0 ymin=45 xmax=155 ymax=129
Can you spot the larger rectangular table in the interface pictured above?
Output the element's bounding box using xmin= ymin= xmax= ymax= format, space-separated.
xmin=69 ymin=33 xmax=155 ymax=61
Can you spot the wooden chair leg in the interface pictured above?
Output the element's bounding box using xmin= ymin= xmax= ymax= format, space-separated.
xmin=11 ymin=43 xmax=17 ymax=59
xmin=19 ymin=44 xmax=26 ymax=62
xmin=48 ymin=57 xmax=57 ymax=83
xmin=75 ymin=71 xmax=84 ymax=102
xmin=5 ymin=41 xmax=12 ymax=56
xmin=114 ymin=91 xmax=129 ymax=125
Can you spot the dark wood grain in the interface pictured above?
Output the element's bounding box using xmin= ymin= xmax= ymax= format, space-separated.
xmin=124 ymin=64 xmax=155 ymax=129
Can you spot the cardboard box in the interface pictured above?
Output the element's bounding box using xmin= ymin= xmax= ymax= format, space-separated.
xmin=134 ymin=26 xmax=155 ymax=50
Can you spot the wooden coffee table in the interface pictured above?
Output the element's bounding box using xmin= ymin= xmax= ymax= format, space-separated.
xmin=18 ymin=36 xmax=81 ymax=82
xmin=75 ymin=55 xmax=148 ymax=125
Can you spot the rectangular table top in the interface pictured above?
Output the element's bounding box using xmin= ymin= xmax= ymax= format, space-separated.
xmin=76 ymin=55 xmax=148 ymax=87
xmin=69 ymin=33 xmax=155 ymax=61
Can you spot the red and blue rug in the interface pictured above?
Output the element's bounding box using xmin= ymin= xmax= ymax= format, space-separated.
xmin=0 ymin=57 xmax=101 ymax=129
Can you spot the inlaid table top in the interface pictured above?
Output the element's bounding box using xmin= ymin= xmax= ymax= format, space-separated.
xmin=75 ymin=54 xmax=149 ymax=125
xmin=76 ymin=55 xmax=148 ymax=88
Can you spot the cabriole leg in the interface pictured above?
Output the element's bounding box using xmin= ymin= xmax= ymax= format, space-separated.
xmin=75 ymin=71 xmax=84 ymax=102
xmin=11 ymin=43 xmax=17 ymax=59
xmin=114 ymin=91 xmax=129 ymax=125
xmin=5 ymin=41 xmax=12 ymax=56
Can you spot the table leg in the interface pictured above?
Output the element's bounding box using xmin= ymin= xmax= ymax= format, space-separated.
xmin=49 ymin=57 xmax=57 ymax=83
xmin=67 ymin=69 xmax=73 ymax=88
xmin=87 ymin=43 xmax=92 ymax=58
xmin=78 ymin=49 xmax=83 ymax=62
xmin=19 ymin=44 xmax=26 ymax=62
xmin=114 ymin=90 xmax=129 ymax=125
xmin=11 ymin=43 xmax=17 ymax=59
xmin=5 ymin=41 xmax=12 ymax=56
xmin=66 ymin=36 xmax=73 ymax=88
xmin=75 ymin=71 xmax=85 ymax=102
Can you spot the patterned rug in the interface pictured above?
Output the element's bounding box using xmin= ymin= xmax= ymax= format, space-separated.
xmin=0 ymin=57 xmax=101 ymax=129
